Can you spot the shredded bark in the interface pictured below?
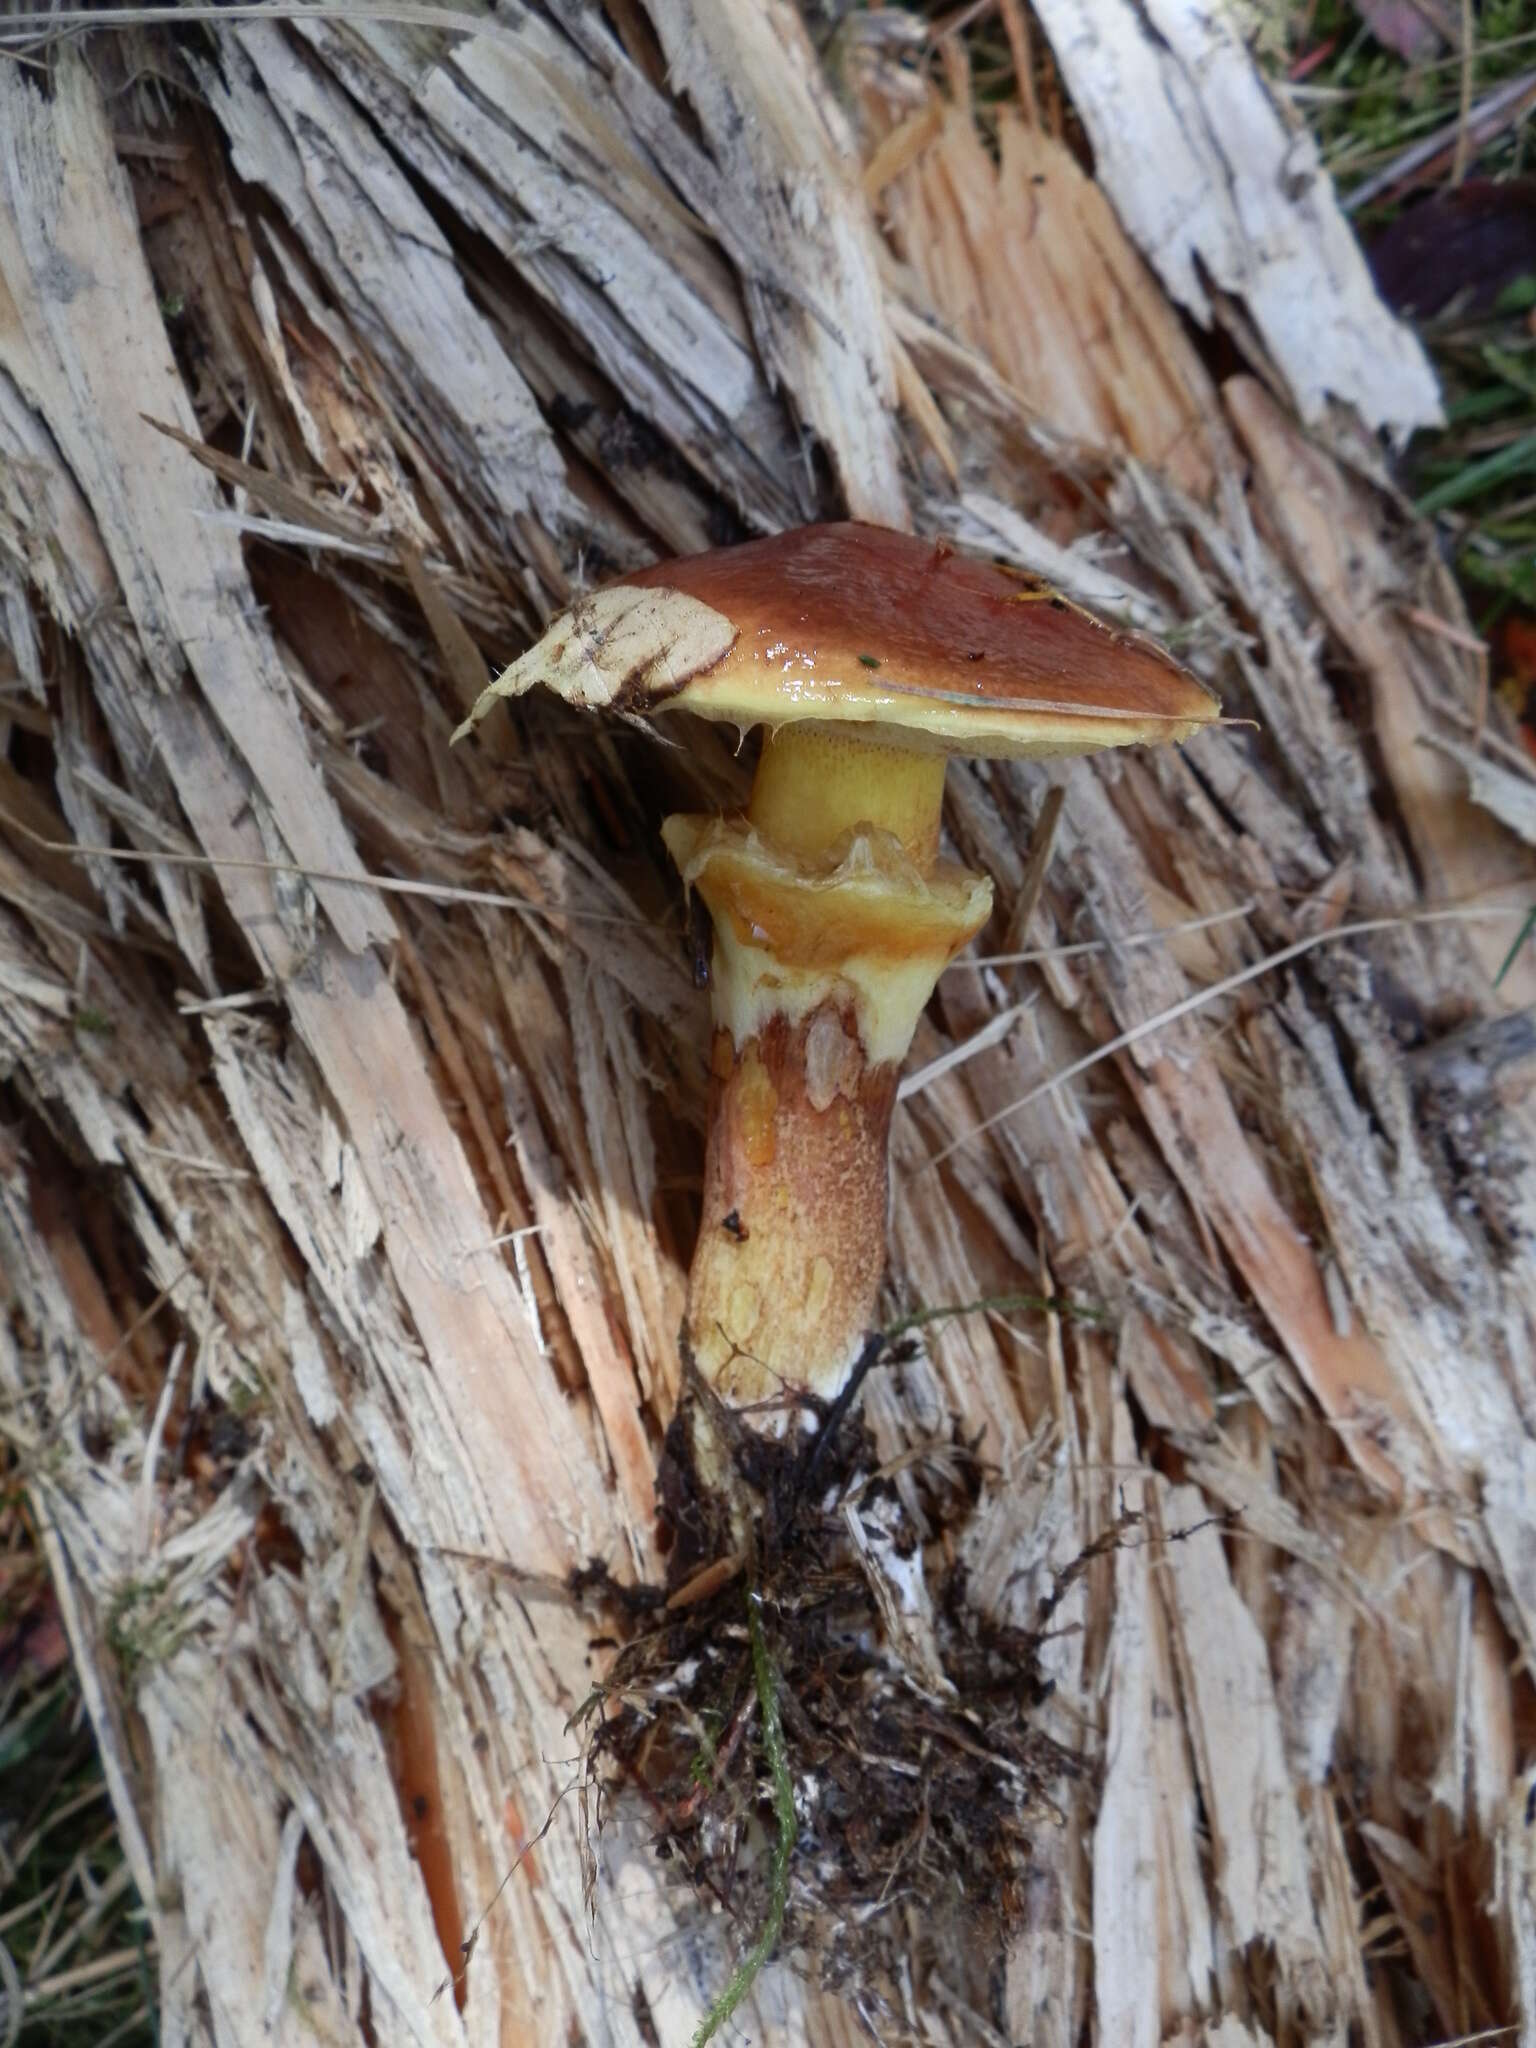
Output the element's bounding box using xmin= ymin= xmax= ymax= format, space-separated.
xmin=0 ymin=7 xmax=1532 ymax=2046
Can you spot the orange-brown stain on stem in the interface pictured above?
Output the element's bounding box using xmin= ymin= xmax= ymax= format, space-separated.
xmin=686 ymin=1004 xmax=899 ymax=1403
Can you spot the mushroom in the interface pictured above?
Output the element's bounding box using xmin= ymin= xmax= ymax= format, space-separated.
xmin=457 ymin=523 xmax=1217 ymax=1420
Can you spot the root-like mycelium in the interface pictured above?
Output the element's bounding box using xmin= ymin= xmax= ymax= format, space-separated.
xmin=567 ymin=1386 xmax=1133 ymax=2038
xmin=456 ymin=522 xmax=1216 ymax=2027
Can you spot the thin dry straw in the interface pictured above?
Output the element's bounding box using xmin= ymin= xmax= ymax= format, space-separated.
xmin=907 ymin=895 xmax=1255 ymax=1098
xmin=899 ymin=995 xmax=1035 ymax=1102
xmin=952 ymin=899 xmax=1259 ymax=970
xmin=9 ymin=816 xmax=1525 ymax=1077
xmin=0 ymin=812 xmax=649 ymax=930
xmin=2 ymin=812 xmax=1269 ymax=952
xmin=923 ymin=904 xmax=1534 ymax=1168
xmin=0 ymin=3 xmax=508 ymax=45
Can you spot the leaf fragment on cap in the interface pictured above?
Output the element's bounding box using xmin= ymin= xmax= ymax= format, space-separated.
xmin=452 ymin=584 xmax=736 ymax=741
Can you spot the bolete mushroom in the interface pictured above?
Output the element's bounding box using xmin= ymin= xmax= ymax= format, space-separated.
xmin=457 ymin=523 xmax=1217 ymax=1418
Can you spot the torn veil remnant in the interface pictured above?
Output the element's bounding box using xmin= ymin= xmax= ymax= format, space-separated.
xmin=457 ymin=523 xmax=1217 ymax=1413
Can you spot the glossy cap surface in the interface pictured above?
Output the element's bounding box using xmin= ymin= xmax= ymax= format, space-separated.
xmin=456 ymin=522 xmax=1218 ymax=757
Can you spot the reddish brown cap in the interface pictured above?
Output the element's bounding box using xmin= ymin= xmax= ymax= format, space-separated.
xmin=621 ymin=522 xmax=1216 ymax=755
xmin=456 ymin=522 xmax=1218 ymax=756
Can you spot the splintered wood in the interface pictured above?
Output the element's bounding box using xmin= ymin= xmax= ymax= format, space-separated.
xmin=1 ymin=6 xmax=1534 ymax=2048
xmin=1026 ymin=0 xmax=1443 ymax=440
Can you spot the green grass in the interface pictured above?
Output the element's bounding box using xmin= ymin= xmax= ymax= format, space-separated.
xmin=926 ymin=0 xmax=1536 ymax=634
xmin=1283 ymin=0 xmax=1536 ymax=628
xmin=1420 ymin=294 xmax=1536 ymax=621
xmin=1279 ymin=0 xmax=1536 ymax=984
xmin=0 ymin=1493 xmax=155 ymax=2048
xmin=689 ymin=1590 xmax=797 ymax=2048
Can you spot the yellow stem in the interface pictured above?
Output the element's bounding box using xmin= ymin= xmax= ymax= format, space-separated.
xmin=748 ymin=724 xmax=948 ymax=869
xmin=664 ymin=814 xmax=991 ymax=1411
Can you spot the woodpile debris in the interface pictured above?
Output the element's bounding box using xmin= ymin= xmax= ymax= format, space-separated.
xmin=1 ymin=4 xmax=1533 ymax=2044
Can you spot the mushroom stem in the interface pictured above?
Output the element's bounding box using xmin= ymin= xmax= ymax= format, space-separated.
xmin=749 ymin=725 xmax=948 ymax=868
xmin=665 ymin=736 xmax=991 ymax=1414
xmin=685 ymin=999 xmax=901 ymax=1409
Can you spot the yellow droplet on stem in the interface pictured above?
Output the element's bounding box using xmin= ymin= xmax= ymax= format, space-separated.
xmin=734 ymin=1046 xmax=779 ymax=1169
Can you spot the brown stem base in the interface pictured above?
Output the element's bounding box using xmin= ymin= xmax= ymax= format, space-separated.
xmin=684 ymin=1002 xmax=899 ymax=1408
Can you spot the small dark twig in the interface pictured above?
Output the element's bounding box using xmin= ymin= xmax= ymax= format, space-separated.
xmin=567 ymin=1558 xmax=667 ymax=1619
xmin=778 ymin=1328 xmax=890 ymax=1532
